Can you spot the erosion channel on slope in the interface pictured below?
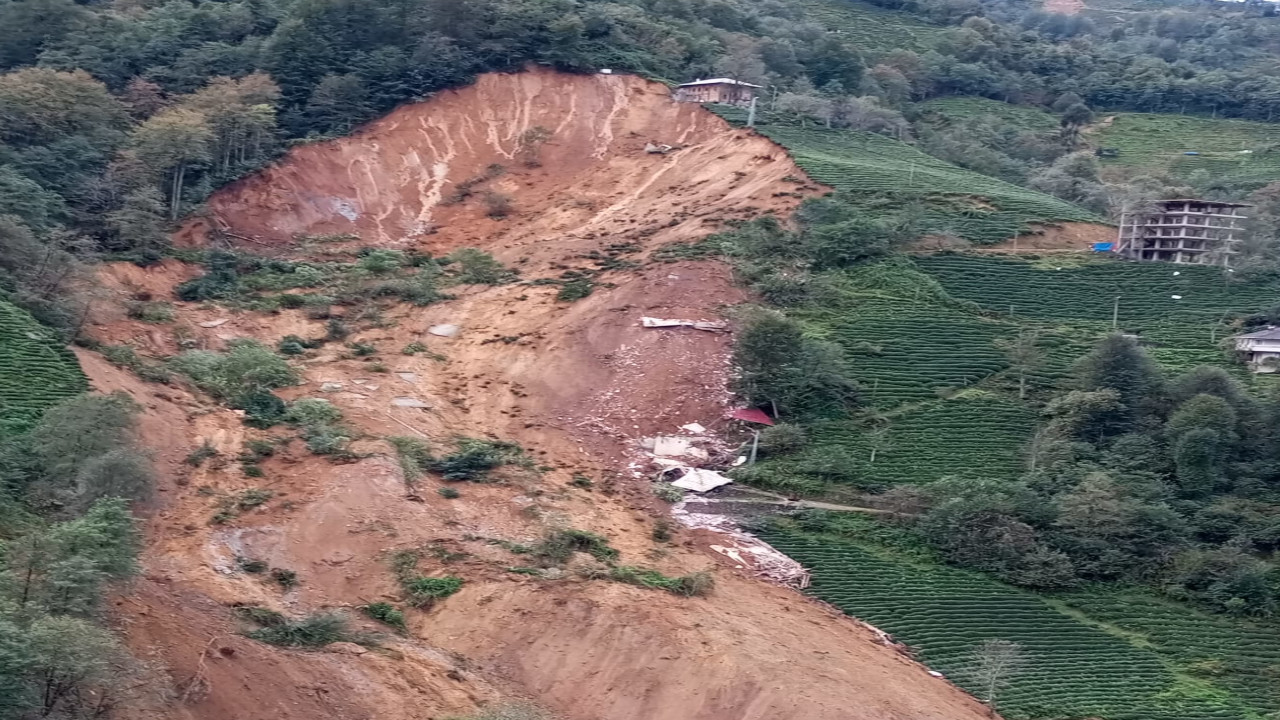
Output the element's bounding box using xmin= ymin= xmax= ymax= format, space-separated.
xmin=87 ymin=69 xmax=997 ymax=720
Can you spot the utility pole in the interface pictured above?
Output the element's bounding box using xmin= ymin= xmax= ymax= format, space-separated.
xmin=1112 ymin=296 xmax=1120 ymax=330
xmin=747 ymin=96 xmax=758 ymax=128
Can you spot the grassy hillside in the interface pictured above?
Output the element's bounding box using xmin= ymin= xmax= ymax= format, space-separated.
xmin=793 ymin=0 xmax=945 ymax=51
xmin=727 ymin=116 xmax=1102 ymax=243
xmin=917 ymin=97 xmax=1061 ymax=133
xmin=765 ymin=528 xmax=1260 ymax=720
xmin=0 ymin=300 xmax=88 ymax=437
xmin=1094 ymin=113 xmax=1280 ymax=189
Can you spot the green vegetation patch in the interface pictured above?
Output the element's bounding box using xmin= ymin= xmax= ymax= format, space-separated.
xmin=794 ymin=0 xmax=945 ymax=51
xmin=914 ymin=254 xmax=1280 ymax=374
xmin=744 ymin=122 xmax=1100 ymax=243
xmin=763 ymin=530 xmax=1249 ymax=720
xmin=1063 ymin=590 xmax=1280 ymax=716
xmin=918 ymin=97 xmax=1061 ymax=133
xmin=0 ymin=300 xmax=88 ymax=437
xmin=802 ymin=295 xmax=1012 ymax=408
xmin=788 ymin=393 xmax=1036 ymax=489
xmin=1095 ymin=113 xmax=1280 ymax=190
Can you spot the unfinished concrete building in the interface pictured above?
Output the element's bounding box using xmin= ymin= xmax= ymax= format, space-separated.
xmin=1116 ymin=199 xmax=1249 ymax=266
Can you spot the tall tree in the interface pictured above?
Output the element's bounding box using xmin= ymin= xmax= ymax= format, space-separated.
xmin=1074 ymin=333 xmax=1164 ymax=438
xmin=996 ymin=329 xmax=1045 ymax=400
xmin=964 ymin=639 xmax=1028 ymax=716
xmin=129 ymin=108 xmax=213 ymax=219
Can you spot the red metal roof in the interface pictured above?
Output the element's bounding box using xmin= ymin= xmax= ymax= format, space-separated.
xmin=729 ymin=408 xmax=774 ymax=425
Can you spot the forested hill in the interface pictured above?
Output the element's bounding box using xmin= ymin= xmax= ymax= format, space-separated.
xmin=6 ymin=0 xmax=1280 ymax=310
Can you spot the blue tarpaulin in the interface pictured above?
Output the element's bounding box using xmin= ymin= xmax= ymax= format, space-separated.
xmin=1092 ymin=242 xmax=1115 ymax=252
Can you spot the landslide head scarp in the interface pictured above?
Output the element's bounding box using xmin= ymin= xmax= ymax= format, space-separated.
xmin=182 ymin=68 xmax=810 ymax=261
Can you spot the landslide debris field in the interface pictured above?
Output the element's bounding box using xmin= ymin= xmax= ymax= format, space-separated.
xmin=81 ymin=70 xmax=999 ymax=720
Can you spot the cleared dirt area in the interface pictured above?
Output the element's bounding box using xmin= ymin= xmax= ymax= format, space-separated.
xmin=91 ymin=69 xmax=999 ymax=720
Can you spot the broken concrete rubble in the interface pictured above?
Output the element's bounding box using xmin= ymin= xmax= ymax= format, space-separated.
xmin=651 ymin=435 xmax=709 ymax=461
xmin=640 ymin=316 xmax=728 ymax=332
xmin=391 ymin=397 xmax=431 ymax=408
xmin=671 ymin=468 xmax=733 ymax=492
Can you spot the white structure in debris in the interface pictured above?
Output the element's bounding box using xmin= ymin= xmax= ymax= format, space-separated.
xmin=1235 ymin=327 xmax=1280 ymax=372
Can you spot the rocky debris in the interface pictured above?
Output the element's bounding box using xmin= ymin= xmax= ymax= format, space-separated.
xmin=391 ymin=397 xmax=431 ymax=408
xmin=325 ymin=642 xmax=368 ymax=656
xmin=428 ymin=324 xmax=460 ymax=337
xmin=199 ymin=319 xmax=230 ymax=328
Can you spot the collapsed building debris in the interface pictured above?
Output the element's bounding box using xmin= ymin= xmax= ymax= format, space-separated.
xmin=640 ymin=316 xmax=728 ymax=332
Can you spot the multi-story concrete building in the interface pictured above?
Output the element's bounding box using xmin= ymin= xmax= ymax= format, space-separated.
xmin=1115 ymin=199 xmax=1249 ymax=266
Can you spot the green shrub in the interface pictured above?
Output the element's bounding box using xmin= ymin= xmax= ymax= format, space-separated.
xmin=402 ymin=341 xmax=428 ymax=355
xmin=326 ymin=318 xmax=350 ymax=340
xmin=244 ymin=612 xmax=361 ymax=648
xmin=447 ymin=248 xmax=514 ymax=285
xmin=556 ymin=278 xmax=594 ymax=302
xmin=270 ymin=567 xmax=298 ymax=589
xmin=241 ymin=462 xmax=264 ymax=477
xmin=652 ymin=519 xmax=673 ymax=542
xmin=608 ymin=566 xmax=714 ymax=597
xmin=185 ymin=441 xmax=219 ymax=466
xmin=176 ymin=250 xmax=240 ymax=301
xmin=241 ymin=438 xmax=277 ymax=461
xmin=285 ymin=398 xmax=343 ymax=426
xmin=388 ymin=436 xmax=433 ymax=485
xmin=358 ymin=249 xmax=405 ymax=274
xmin=169 ymin=340 xmax=299 ymax=402
xmin=569 ymin=474 xmax=593 ymax=489
xmin=303 ymin=425 xmax=352 ymax=455
xmin=361 ymin=602 xmax=407 ymax=632
xmin=233 ymin=390 xmax=287 ymax=429
xmin=432 ymin=438 xmax=525 ymax=481
xmin=236 ymin=557 xmax=268 ymax=573
xmin=438 ymin=486 xmax=460 ymax=499
xmin=236 ymin=488 xmax=273 ymax=509
xmin=402 ymin=575 xmax=463 ymax=607
xmin=534 ymin=528 xmax=619 ymax=565
xmin=348 ymin=341 xmax=376 ymax=356
xmin=127 ymin=301 xmax=175 ymax=323
xmin=758 ymin=423 xmax=808 ymax=456
xmin=277 ymin=335 xmax=312 ymax=355
xmin=652 ymin=483 xmax=683 ymax=503
xmin=234 ymin=605 xmax=286 ymax=627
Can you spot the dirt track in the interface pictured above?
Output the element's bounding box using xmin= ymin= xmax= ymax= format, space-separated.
xmin=90 ymin=69 xmax=999 ymax=720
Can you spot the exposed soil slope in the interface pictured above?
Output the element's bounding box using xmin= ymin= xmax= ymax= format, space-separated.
xmin=91 ymin=69 xmax=997 ymax=720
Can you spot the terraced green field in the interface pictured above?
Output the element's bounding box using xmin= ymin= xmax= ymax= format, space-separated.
xmin=803 ymin=295 xmax=1013 ymax=408
xmin=918 ymin=97 xmax=1060 ymax=133
xmin=1095 ymin=113 xmax=1280 ymax=189
xmin=764 ymin=531 xmax=1251 ymax=720
xmin=1064 ymin=590 xmax=1280 ymax=717
xmin=915 ymin=254 xmax=1279 ymax=373
xmin=795 ymin=0 xmax=945 ymax=51
xmin=802 ymin=392 xmax=1035 ymax=488
xmin=0 ymin=300 xmax=87 ymax=436
xmin=753 ymin=124 xmax=1101 ymax=243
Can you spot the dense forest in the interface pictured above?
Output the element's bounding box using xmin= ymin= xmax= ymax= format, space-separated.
xmin=5 ymin=0 xmax=1280 ymax=338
